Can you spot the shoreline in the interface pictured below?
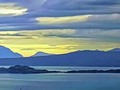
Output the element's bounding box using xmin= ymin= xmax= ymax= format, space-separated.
xmin=0 ymin=65 xmax=120 ymax=74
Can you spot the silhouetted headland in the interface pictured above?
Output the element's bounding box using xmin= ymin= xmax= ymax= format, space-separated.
xmin=0 ymin=65 xmax=120 ymax=74
xmin=0 ymin=65 xmax=60 ymax=74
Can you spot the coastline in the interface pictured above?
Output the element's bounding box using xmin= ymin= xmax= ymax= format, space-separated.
xmin=0 ymin=65 xmax=120 ymax=74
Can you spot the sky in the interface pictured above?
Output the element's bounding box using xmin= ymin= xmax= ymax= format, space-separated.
xmin=0 ymin=0 xmax=120 ymax=57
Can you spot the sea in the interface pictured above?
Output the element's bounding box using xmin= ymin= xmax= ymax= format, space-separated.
xmin=0 ymin=66 xmax=120 ymax=90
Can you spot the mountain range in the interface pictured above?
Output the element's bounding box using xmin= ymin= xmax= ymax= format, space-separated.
xmin=0 ymin=46 xmax=120 ymax=67
xmin=0 ymin=46 xmax=52 ymax=58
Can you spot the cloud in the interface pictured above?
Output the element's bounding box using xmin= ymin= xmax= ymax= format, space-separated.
xmin=37 ymin=0 xmax=120 ymax=16
xmin=43 ymin=0 xmax=120 ymax=10
xmin=36 ymin=15 xmax=91 ymax=24
xmin=0 ymin=29 xmax=120 ymax=56
xmin=0 ymin=3 xmax=27 ymax=16
xmin=88 ymin=14 xmax=120 ymax=21
xmin=0 ymin=30 xmax=81 ymax=56
xmin=0 ymin=0 xmax=120 ymax=56
xmin=34 ymin=14 xmax=120 ymax=30
xmin=0 ymin=0 xmax=119 ymax=30
xmin=75 ymin=29 xmax=120 ymax=39
xmin=0 ymin=29 xmax=75 ymax=38
xmin=0 ymin=29 xmax=120 ymax=40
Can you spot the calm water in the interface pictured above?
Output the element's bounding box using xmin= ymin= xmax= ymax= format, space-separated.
xmin=0 ymin=66 xmax=120 ymax=90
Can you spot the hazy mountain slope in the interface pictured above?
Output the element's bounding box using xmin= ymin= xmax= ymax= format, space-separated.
xmin=0 ymin=46 xmax=22 ymax=58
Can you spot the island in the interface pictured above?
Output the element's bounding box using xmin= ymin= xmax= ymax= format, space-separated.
xmin=0 ymin=65 xmax=60 ymax=74
xmin=0 ymin=65 xmax=120 ymax=74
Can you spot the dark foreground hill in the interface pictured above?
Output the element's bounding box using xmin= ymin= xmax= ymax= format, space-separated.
xmin=0 ymin=49 xmax=120 ymax=67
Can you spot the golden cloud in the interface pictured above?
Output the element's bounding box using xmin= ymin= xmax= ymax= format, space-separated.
xmin=0 ymin=29 xmax=119 ymax=57
xmin=0 ymin=30 xmax=80 ymax=56
xmin=36 ymin=15 xmax=91 ymax=24
xmin=0 ymin=3 xmax=27 ymax=16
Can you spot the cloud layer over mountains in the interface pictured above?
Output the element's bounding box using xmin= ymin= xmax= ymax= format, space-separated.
xmin=0 ymin=0 xmax=119 ymax=56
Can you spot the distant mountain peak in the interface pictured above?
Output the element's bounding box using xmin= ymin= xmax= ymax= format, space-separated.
xmin=0 ymin=46 xmax=23 ymax=58
xmin=32 ymin=52 xmax=52 ymax=57
xmin=109 ymin=48 xmax=120 ymax=52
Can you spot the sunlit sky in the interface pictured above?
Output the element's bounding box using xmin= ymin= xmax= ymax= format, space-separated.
xmin=0 ymin=0 xmax=120 ymax=56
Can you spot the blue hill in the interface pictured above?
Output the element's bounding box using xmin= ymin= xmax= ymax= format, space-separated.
xmin=0 ymin=46 xmax=23 ymax=58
